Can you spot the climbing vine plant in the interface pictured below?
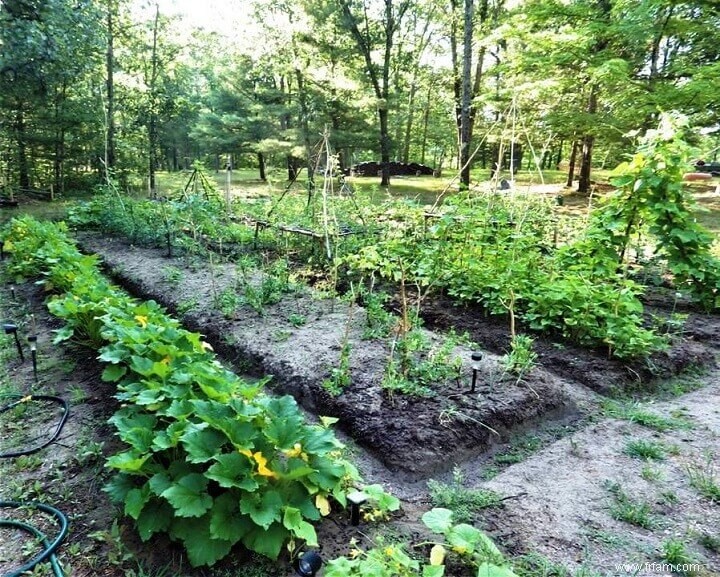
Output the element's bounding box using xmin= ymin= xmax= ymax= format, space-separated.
xmin=594 ymin=113 xmax=720 ymax=309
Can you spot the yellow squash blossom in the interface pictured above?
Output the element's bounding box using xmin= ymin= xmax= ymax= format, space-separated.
xmin=239 ymin=448 xmax=278 ymax=479
xmin=134 ymin=315 xmax=148 ymax=328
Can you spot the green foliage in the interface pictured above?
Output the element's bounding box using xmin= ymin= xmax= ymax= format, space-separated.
xmin=623 ymin=439 xmax=667 ymax=461
xmin=428 ymin=468 xmax=502 ymax=523
xmin=360 ymin=290 xmax=395 ymax=340
xmin=685 ymin=455 xmax=720 ymax=503
xmin=660 ymin=539 xmax=696 ymax=571
xmin=3 ymin=216 xmax=360 ymax=567
xmin=607 ymin=114 xmax=720 ymax=310
xmin=605 ymin=481 xmax=657 ymax=529
xmin=325 ymin=508 xmax=518 ymax=577
xmin=502 ymin=335 xmax=537 ymax=378
xmin=345 ymin=192 xmax=662 ymax=359
xmin=323 ymin=342 xmax=352 ymax=397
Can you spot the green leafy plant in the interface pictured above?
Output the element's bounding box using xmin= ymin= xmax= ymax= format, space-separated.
xmin=502 ymin=334 xmax=537 ymax=378
xmin=325 ymin=508 xmax=519 ymax=577
xmin=428 ymin=467 xmax=501 ymax=523
xmin=605 ymin=481 xmax=657 ymax=529
xmin=3 ymin=216 xmax=361 ymax=567
xmin=623 ymin=439 xmax=667 ymax=461
xmin=660 ymin=539 xmax=696 ymax=571
xmin=685 ymin=455 xmax=720 ymax=503
xmin=323 ymin=341 xmax=352 ymax=397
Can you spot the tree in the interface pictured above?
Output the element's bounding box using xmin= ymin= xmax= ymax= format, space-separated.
xmin=333 ymin=0 xmax=412 ymax=186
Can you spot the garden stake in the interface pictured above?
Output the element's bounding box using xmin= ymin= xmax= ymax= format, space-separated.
xmin=28 ymin=335 xmax=38 ymax=382
xmin=346 ymin=490 xmax=368 ymax=526
xmin=3 ymin=323 xmax=24 ymax=362
xmin=469 ymin=351 xmax=483 ymax=393
xmin=294 ymin=551 xmax=322 ymax=577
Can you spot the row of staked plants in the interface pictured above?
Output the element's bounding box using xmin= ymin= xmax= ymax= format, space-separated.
xmin=346 ymin=115 xmax=720 ymax=359
xmin=2 ymin=216 xmax=359 ymax=567
xmin=66 ymin=115 xmax=718 ymax=361
xmin=2 ymin=215 xmax=523 ymax=576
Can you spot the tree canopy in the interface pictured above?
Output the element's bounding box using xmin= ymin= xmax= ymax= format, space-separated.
xmin=0 ymin=0 xmax=718 ymax=191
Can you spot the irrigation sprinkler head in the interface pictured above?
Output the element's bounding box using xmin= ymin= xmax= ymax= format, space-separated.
xmin=9 ymin=285 xmax=15 ymax=300
xmin=556 ymin=195 xmax=564 ymax=206
xmin=469 ymin=351 xmax=483 ymax=393
xmin=294 ymin=551 xmax=323 ymax=577
xmin=3 ymin=322 xmax=25 ymax=362
xmin=347 ymin=490 xmax=369 ymax=526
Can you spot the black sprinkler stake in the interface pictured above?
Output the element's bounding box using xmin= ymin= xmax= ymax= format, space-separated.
xmin=3 ymin=323 xmax=24 ymax=362
xmin=469 ymin=351 xmax=483 ymax=393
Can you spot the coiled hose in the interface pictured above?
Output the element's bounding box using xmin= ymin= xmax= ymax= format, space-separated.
xmin=0 ymin=501 xmax=68 ymax=576
xmin=0 ymin=394 xmax=69 ymax=458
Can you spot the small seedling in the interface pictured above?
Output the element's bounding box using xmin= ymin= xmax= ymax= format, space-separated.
xmin=427 ymin=467 xmax=501 ymax=523
xmin=606 ymin=481 xmax=657 ymax=529
xmin=623 ymin=439 xmax=666 ymax=461
xmin=685 ymin=456 xmax=720 ymax=503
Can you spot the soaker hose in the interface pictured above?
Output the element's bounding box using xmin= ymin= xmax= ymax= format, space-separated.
xmin=0 ymin=394 xmax=69 ymax=458
xmin=0 ymin=501 xmax=68 ymax=576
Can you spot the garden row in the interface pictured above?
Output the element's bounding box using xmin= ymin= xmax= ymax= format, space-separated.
xmin=2 ymin=216 xmax=532 ymax=576
xmin=69 ymin=119 xmax=720 ymax=365
xmin=3 ymin=216 xmax=357 ymax=567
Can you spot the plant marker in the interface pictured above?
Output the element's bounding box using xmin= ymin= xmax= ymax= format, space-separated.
xmin=28 ymin=335 xmax=38 ymax=382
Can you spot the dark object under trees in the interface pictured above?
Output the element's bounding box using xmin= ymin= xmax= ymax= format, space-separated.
xmin=346 ymin=161 xmax=433 ymax=177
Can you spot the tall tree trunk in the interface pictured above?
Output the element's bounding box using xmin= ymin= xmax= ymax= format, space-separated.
xmin=555 ymin=139 xmax=563 ymax=168
xmin=578 ymin=87 xmax=597 ymax=194
xmin=459 ymin=0 xmax=474 ymax=189
xmin=294 ymin=68 xmax=314 ymax=201
xmin=566 ymin=139 xmax=578 ymax=188
xmin=53 ymin=84 xmax=67 ymax=194
xmin=401 ymin=82 xmax=417 ymax=163
xmin=105 ymin=0 xmax=115 ymax=174
xmin=148 ymin=5 xmax=160 ymax=196
xmin=420 ymin=83 xmax=432 ymax=165
xmin=258 ymin=152 xmax=266 ymax=181
xmin=16 ymin=107 xmax=29 ymax=189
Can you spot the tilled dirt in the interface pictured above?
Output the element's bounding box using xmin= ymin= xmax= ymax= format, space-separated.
xmin=10 ymin=229 xmax=718 ymax=576
xmin=78 ymin=234 xmax=578 ymax=480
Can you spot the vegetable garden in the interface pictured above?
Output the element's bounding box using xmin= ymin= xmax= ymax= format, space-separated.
xmin=1 ymin=120 xmax=720 ymax=575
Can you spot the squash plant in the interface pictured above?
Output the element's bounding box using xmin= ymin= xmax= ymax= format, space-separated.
xmin=2 ymin=216 xmax=359 ymax=567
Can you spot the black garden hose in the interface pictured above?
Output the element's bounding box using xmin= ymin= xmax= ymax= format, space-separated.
xmin=0 ymin=501 xmax=68 ymax=576
xmin=0 ymin=394 xmax=69 ymax=458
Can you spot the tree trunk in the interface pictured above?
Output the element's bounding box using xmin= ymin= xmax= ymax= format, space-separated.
xmin=566 ymin=139 xmax=578 ymax=188
xmin=258 ymin=152 xmax=266 ymax=181
xmin=578 ymin=87 xmax=597 ymax=194
xmin=105 ymin=0 xmax=115 ymax=174
xmin=555 ymin=139 xmax=563 ymax=168
xmin=148 ymin=5 xmax=160 ymax=197
xmin=15 ymin=107 xmax=29 ymax=189
xmin=294 ymin=68 xmax=315 ymax=201
xmin=379 ymin=107 xmax=391 ymax=186
xmin=420 ymin=83 xmax=432 ymax=165
xmin=401 ymin=82 xmax=417 ymax=163
xmin=459 ymin=0 xmax=474 ymax=189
